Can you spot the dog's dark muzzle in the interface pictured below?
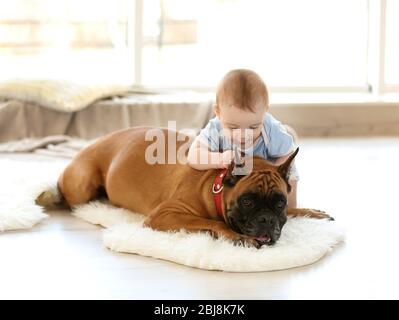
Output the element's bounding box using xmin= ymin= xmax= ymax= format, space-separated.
xmin=228 ymin=213 xmax=281 ymax=246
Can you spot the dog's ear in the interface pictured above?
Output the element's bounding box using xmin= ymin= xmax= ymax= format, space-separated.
xmin=277 ymin=147 xmax=299 ymax=192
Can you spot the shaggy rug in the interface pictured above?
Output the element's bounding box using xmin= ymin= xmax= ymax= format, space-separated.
xmin=0 ymin=159 xmax=345 ymax=272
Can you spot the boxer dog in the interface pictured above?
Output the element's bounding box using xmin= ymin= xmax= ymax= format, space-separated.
xmin=36 ymin=127 xmax=332 ymax=248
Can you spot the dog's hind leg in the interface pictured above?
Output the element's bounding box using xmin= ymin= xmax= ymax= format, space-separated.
xmin=35 ymin=185 xmax=65 ymax=208
xmin=57 ymin=161 xmax=103 ymax=208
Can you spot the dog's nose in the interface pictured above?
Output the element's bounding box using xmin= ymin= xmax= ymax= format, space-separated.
xmin=257 ymin=216 xmax=266 ymax=223
xmin=257 ymin=215 xmax=274 ymax=226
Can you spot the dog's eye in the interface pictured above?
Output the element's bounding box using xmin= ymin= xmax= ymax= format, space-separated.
xmin=241 ymin=198 xmax=254 ymax=209
xmin=275 ymin=200 xmax=286 ymax=210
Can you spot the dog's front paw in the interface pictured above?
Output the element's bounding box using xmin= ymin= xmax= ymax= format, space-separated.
xmin=234 ymin=237 xmax=261 ymax=249
xmin=212 ymin=227 xmax=260 ymax=248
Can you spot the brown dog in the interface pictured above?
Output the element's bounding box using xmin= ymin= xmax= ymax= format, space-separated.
xmin=37 ymin=127 xmax=332 ymax=248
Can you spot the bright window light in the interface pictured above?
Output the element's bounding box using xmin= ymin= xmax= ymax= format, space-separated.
xmin=385 ymin=0 xmax=399 ymax=85
xmin=0 ymin=0 xmax=131 ymax=83
xmin=142 ymin=0 xmax=369 ymax=88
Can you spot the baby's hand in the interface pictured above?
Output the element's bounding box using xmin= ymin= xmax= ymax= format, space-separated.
xmin=219 ymin=150 xmax=235 ymax=169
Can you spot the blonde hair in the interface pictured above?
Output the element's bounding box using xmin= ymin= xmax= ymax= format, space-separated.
xmin=216 ymin=69 xmax=269 ymax=113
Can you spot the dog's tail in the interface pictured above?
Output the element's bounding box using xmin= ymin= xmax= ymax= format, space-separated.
xmin=35 ymin=184 xmax=65 ymax=208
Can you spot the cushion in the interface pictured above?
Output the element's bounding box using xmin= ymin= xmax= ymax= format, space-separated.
xmin=0 ymin=79 xmax=130 ymax=112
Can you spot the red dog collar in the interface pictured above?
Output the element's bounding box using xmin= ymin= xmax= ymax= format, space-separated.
xmin=212 ymin=168 xmax=229 ymax=221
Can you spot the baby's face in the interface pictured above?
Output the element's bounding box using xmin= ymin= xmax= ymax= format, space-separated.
xmin=216 ymin=103 xmax=266 ymax=148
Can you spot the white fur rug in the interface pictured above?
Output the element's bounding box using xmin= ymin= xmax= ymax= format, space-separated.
xmin=0 ymin=159 xmax=345 ymax=272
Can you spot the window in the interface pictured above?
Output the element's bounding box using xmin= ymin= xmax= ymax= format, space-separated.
xmin=385 ymin=0 xmax=399 ymax=86
xmin=0 ymin=0 xmax=131 ymax=83
xmin=142 ymin=0 xmax=369 ymax=89
xmin=0 ymin=0 xmax=398 ymax=94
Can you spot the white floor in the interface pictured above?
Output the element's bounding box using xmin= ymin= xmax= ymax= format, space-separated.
xmin=1 ymin=137 xmax=399 ymax=299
